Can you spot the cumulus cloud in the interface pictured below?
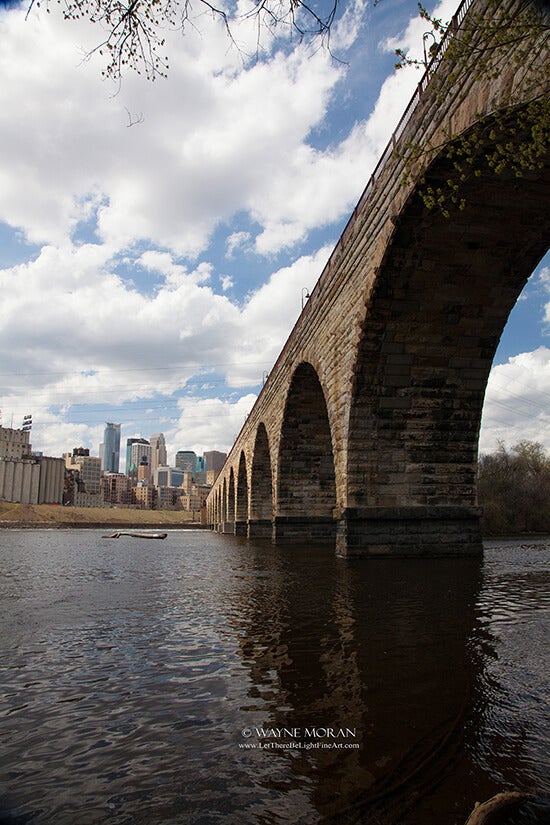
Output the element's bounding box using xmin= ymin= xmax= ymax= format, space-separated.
xmin=0 ymin=0 xmax=457 ymax=261
xmin=0 ymin=243 xmax=238 ymax=402
xmin=2 ymin=0 xmax=546 ymax=467
xmin=480 ymin=348 xmax=550 ymax=454
xmin=540 ymin=266 xmax=550 ymax=329
xmin=226 ymin=245 xmax=332 ymax=385
xmin=170 ymin=393 xmax=258 ymax=456
xmin=0 ymin=4 xmax=349 ymax=258
xmin=0 ymin=240 xmax=331 ymax=456
xmin=225 ymin=232 xmax=251 ymax=258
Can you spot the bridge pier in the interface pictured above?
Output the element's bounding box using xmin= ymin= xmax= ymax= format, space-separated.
xmin=220 ymin=521 xmax=235 ymax=535
xmin=235 ymin=520 xmax=248 ymax=536
xmin=335 ymin=506 xmax=483 ymax=558
xmin=247 ymin=519 xmax=272 ymax=539
xmin=273 ymin=515 xmax=337 ymax=544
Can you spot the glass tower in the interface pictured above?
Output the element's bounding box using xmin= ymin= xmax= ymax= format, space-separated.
xmin=102 ymin=422 xmax=121 ymax=473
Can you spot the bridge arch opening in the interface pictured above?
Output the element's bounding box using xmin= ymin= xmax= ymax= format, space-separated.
xmin=235 ymin=451 xmax=249 ymax=535
xmin=226 ymin=469 xmax=236 ymax=532
xmin=220 ymin=477 xmax=228 ymax=529
xmin=249 ymin=423 xmax=273 ymax=538
xmin=275 ymin=362 xmax=336 ymax=543
xmin=342 ymin=114 xmax=550 ymax=555
xmin=214 ymin=487 xmax=220 ymax=526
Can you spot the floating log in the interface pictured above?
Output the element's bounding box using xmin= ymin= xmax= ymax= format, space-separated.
xmin=103 ymin=531 xmax=168 ymax=539
xmin=465 ymin=792 xmax=550 ymax=824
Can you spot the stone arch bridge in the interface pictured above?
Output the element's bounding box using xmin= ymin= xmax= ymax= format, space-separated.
xmin=206 ymin=0 xmax=550 ymax=557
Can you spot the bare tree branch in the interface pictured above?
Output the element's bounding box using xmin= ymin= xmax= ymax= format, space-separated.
xmin=27 ymin=0 xmax=342 ymax=80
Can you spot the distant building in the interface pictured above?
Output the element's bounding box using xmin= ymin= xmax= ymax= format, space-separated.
xmin=137 ymin=456 xmax=151 ymax=485
xmin=100 ymin=423 xmax=121 ymax=473
xmin=175 ymin=450 xmax=197 ymax=473
xmin=0 ymin=455 xmax=64 ymax=504
xmin=0 ymin=426 xmax=64 ymax=504
xmin=205 ymin=470 xmax=218 ymax=486
xmin=154 ymin=466 xmax=184 ymax=488
xmin=133 ymin=483 xmax=156 ymax=510
xmin=130 ymin=440 xmax=152 ymax=470
xmin=0 ymin=425 xmax=32 ymax=460
xmin=102 ymin=473 xmax=132 ymax=506
xmin=126 ymin=437 xmax=149 ymax=474
xmin=156 ymin=486 xmax=183 ymax=509
xmin=64 ymin=449 xmax=94 ymax=506
xmin=204 ymin=451 xmax=227 ymax=475
xmin=179 ymin=482 xmax=211 ymax=514
xmin=64 ymin=449 xmax=101 ymax=495
xmin=150 ymin=433 xmax=167 ymax=475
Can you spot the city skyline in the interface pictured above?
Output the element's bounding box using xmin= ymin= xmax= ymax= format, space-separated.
xmin=0 ymin=0 xmax=548 ymax=460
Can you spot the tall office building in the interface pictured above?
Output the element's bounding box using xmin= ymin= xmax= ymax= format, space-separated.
xmin=126 ymin=437 xmax=150 ymax=473
xmin=204 ymin=451 xmax=227 ymax=475
xmin=175 ymin=450 xmax=197 ymax=474
xmin=130 ymin=441 xmax=152 ymax=470
xmin=65 ymin=448 xmax=102 ymax=494
xmin=150 ymin=433 xmax=167 ymax=474
xmin=100 ymin=423 xmax=121 ymax=473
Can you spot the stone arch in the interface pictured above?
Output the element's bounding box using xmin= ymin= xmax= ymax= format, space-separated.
xmin=343 ymin=113 xmax=550 ymax=555
xmin=275 ymin=362 xmax=337 ymax=543
xmin=249 ymin=423 xmax=273 ymax=538
xmin=235 ymin=451 xmax=249 ymax=535
xmin=227 ymin=468 xmax=236 ymax=531
xmin=222 ymin=477 xmax=228 ymax=523
xmin=215 ymin=487 xmax=221 ymax=527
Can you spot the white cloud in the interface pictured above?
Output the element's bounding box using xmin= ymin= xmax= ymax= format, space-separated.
xmin=0 ymin=4 xmax=349 ymax=258
xmin=383 ymin=0 xmax=460 ymax=63
xmin=247 ymin=1 xmax=463 ymax=253
xmin=169 ymin=393 xmax=258 ymax=456
xmin=480 ymin=347 xmax=550 ymax=454
xmin=226 ymin=245 xmax=332 ymax=385
xmin=226 ymin=232 xmax=251 ymax=257
xmin=0 ymin=243 xmax=239 ymax=403
xmin=4 ymin=0 xmax=545 ymax=468
xmin=0 ymin=240 xmax=331 ymax=456
xmin=539 ymin=266 xmax=550 ymax=330
xmin=0 ymin=0 xmax=448 ymax=260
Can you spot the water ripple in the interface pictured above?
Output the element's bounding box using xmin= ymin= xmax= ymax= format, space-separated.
xmin=0 ymin=531 xmax=549 ymax=824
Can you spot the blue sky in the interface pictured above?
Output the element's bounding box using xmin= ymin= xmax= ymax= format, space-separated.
xmin=0 ymin=0 xmax=548 ymax=468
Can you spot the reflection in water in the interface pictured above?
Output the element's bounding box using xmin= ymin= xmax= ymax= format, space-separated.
xmin=0 ymin=531 xmax=548 ymax=825
xmin=230 ymin=546 xmax=487 ymax=824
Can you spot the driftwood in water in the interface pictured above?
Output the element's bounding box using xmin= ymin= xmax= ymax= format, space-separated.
xmin=103 ymin=531 xmax=168 ymax=539
xmin=465 ymin=792 xmax=550 ymax=825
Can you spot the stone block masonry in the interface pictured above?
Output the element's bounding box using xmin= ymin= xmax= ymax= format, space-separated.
xmin=207 ymin=0 xmax=550 ymax=556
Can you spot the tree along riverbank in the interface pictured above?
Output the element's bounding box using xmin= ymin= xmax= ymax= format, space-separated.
xmin=479 ymin=441 xmax=550 ymax=537
xmin=0 ymin=503 xmax=206 ymax=529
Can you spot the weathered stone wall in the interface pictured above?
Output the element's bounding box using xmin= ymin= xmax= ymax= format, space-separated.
xmin=207 ymin=0 xmax=550 ymax=556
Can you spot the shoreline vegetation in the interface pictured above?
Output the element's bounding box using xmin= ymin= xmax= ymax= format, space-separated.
xmin=0 ymin=503 xmax=206 ymax=530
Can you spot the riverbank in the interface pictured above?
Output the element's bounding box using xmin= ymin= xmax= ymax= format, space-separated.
xmin=0 ymin=503 xmax=205 ymax=529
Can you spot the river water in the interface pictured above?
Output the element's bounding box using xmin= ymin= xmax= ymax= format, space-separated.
xmin=0 ymin=530 xmax=548 ymax=825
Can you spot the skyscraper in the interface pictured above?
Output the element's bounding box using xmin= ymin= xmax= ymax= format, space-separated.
xmin=150 ymin=433 xmax=167 ymax=474
xmin=126 ymin=437 xmax=150 ymax=474
xmin=204 ymin=451 xmax=227 ymax=475
xmin=175 ymin=450 xmax=197 ymax=474
xmin=101 ymin=423 xmax=121 ymax=473
xmin=130 ymin=440 xmax=152 ymax=470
